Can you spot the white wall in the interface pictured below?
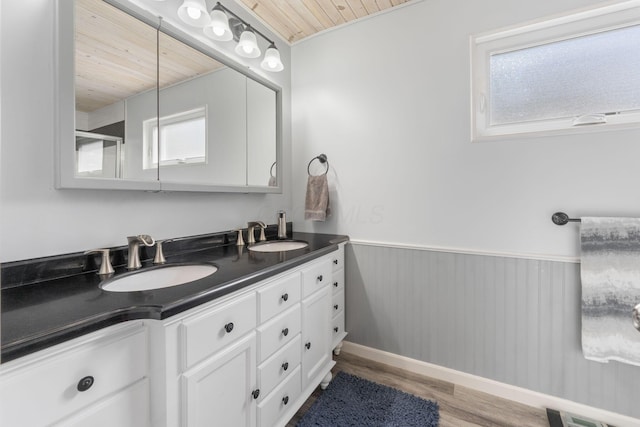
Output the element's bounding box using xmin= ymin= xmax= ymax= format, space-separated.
xmin=0 ymin=0 xmax=292 ymax=262
xmin=291 ymin=0 xmax=640 ymax=260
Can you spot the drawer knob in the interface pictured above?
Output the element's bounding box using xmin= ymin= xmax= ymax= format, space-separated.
xmin=251 ymin=389 xmax=260 ymax=399
xmin=333 ymin=281 xmax=338 ymax=287
xmin=317 ymin=275 xmax=323 ymax=282
xmin=305 ymin=342 xmax=311 ymax=350
xmin=334 ymin=304 xmax=339 ymax=310
xmin=282 ymin=395 xmax=289 ymax=405
xmin=77 ymin=376 xmax=94 ymax=392
xmin=334 ymin=327 xmax=339 ymax=333
xmin=224 ymin=322 xmax=234 ymax=333
xmin=281 ymin=293 xmax=289 ymax=302
xmin=282 ymin=362 xmax=289 ymax=371
xmin=282 ymin=328 xmax=289 ymax=337
xmin=333 ymin=259 xmax=339 ymax=265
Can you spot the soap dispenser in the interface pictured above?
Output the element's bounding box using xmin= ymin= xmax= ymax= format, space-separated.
xmin=277 ymin=211 xmax=287 ymax=239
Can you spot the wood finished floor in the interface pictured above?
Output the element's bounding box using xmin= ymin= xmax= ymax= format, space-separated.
xmin=287 ymin=351 xmax=549 ymax=427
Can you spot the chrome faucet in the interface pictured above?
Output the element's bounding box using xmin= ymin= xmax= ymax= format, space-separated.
xmin=247 ymin=221 xmax=266 ymax=244
xmin=127 ymin=235 xmax=155 ymax=270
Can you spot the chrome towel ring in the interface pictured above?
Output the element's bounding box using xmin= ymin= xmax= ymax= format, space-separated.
xmin=307 ymin=154 xmax=329 ymax=176
xmin=270 ymin=161 xmax=276 ymax=178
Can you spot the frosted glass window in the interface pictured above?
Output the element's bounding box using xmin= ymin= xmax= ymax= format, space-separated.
xmin=471 ymin=1 xmax=640 ymax=140
xmin=490 ymin=25 xmax=640 ymax=125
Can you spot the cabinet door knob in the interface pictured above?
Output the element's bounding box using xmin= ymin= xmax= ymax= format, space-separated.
xmin=334 ymin=304 xmax=339 ymax=310
xmin=333 ymin=281 xmax=338 ymax=287
xmin=224 ymin=322 xmax=234 ymax=333
xmin=251 ymin=389 xmax=260 ymax=399
xmin=317 ymin=275 xmax=323 ymax=282
xmin=282 ymin=361 xmax=289 ymax=371
xmin=77 ymin=376 xmax=94 ymax=392
xmin=282 ymin=328 xmax=289 ymax=337
xmin=334 ymin=327 xmax=339 ymax=333
xmin=305 ymin=342 xmax=311 ymax=350
xmin=333 ymin=259 xmax=339 ymax=265
xmin=281 ymin=293 xmax=289 ymax=302
xmin=282 ymin=395 xmax=289 ymax=405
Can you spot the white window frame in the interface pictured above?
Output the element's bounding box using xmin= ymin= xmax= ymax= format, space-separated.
xmin=470 ymin=0 xmax=640 ymax=141
xmin=143 ymin=106 xmax=208 ymax=169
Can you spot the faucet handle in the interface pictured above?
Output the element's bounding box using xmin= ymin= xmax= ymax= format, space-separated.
xmin=153 ymin=239 xmax=173 ymax=265
xmin=259 ymin=227 xmax=267 ymax=242
xmin=84 ymin=249 xmax=115 ymax=276
xmin=236 ymin=229 xmax=245 ymax=246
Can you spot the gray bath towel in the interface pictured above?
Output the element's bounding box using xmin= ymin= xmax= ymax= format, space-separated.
xmin=304 ymin=174 xmax=330 ymax=221
xmin=580 ymin=217 xmax=640 ymax=366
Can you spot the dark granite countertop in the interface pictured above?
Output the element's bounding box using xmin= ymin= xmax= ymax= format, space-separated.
xmin=1 ymin=229 xmax=348 ymax=363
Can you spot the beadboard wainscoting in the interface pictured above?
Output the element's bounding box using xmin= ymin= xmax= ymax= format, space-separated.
xmin=345 ymin=242 xmax=640 ymax=420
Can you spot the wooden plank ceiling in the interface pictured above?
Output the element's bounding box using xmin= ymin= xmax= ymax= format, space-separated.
xmin=238 ymin=0 xmax=410 ymax=43
xmin=75 ymin=0 xmax=223 ymax=113
xmin=75 ymin=0 xmax=410 ymax=112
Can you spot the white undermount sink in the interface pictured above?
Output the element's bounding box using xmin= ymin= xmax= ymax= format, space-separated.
xmin=101 ymin=264 xmax=218 ymax=292
xmin=248 ymin=240 xmax=309 ymax=253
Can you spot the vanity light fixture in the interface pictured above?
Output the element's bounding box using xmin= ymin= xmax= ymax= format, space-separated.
xmin=177 ymin=0 xmax=210 ymax=27
xmin=202 ymin=2 xmax=284 ymax=72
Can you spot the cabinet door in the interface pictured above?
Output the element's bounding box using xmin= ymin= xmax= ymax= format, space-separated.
xmin=182 ymin=332 xmax=257 ymax=427
xmin=301 ymin=286 xmax=332 ymax=389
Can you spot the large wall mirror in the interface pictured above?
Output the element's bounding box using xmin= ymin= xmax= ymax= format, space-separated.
xmin=57 ymin=0 xmax=281 ymax=192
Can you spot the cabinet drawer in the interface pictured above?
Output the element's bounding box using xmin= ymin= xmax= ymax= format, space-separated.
xmin=258 ymin=272 xmax=301 ymax=323
xmin=257 ymin=335 xmax=301 ymax=399
xmin=257 ymin=304 xmax=301 ymax=362
xmin=331 ymin=268 xmax=344 ymax=295
xmin=302 ymin=258 xmax=332 ymax=297
xmin=0 ymin=324 xmax=147 ymax=427
xmin=53 ymin=379 xmax=150 ymax=427
xmin=181 ymin=292 xmax=257 ymax=370
xmin=330 ymin=245 xmax=345 ymax=272
xmin=332 ymin=310 xmax=345 ymax=339
xmin=258 ymin=366 xmax=301 ymax=427
xmin=331 ymin=289 xmax=344 ymax=317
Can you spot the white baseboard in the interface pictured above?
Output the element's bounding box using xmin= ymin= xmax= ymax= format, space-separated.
xmin=341 ymin=341 xmax=640 ymax=427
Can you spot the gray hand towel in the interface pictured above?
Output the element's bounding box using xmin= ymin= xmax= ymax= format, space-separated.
xmin=580 ymin=217 xmax=640 ymax=366
xmin=304 ymin=174 xmax=330 ymax=221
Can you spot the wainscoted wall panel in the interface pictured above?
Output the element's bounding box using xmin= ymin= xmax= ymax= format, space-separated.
xmin=345 ymin=243 xmax=640 ymax=419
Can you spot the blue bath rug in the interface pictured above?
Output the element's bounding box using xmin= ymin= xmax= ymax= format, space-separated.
xmin=296 ymin=372 xmax=439 ymax=427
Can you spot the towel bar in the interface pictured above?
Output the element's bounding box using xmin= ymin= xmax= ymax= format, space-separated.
xmin=552 ymin=212 xmax=581 ymax=225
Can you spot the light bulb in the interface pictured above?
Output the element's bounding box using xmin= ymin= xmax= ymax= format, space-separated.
xmin=187 ymin=7 xmax=201 ymax=19
xmin=178 ymin=0 xmax=209 ymax=27
xmin=261 ymin=43 xmax=284 ymax=72
xmin=235 ymin=28 xmax=260 ymax=58
xmin=204 ymin=7 xmax=232 ymax=41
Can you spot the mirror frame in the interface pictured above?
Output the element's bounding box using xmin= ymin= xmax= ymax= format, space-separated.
xmin=55 ymin=0 xmax=282 ymax=193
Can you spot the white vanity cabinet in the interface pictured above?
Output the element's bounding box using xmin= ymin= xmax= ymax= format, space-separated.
xmin=0 ymin=243 xmax=346 ymax=427
xmin=157 ymin=245 xmax=345 ymax=427
xmin=0 ymin=322 xmax=150 ymax=427
xmin=330 ymin=244 xmax=348 ymax=354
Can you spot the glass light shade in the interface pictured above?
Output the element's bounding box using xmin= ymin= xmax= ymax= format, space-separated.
xmin=177 ymin=0 xmax=210 ymax=27
xmin=261 ymin=44 xmax=284 ymax=72
xmin=235 ymin=28 xmax=261 ymax=58
xmin=204 ymin=8 xmax=233 ymax=41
